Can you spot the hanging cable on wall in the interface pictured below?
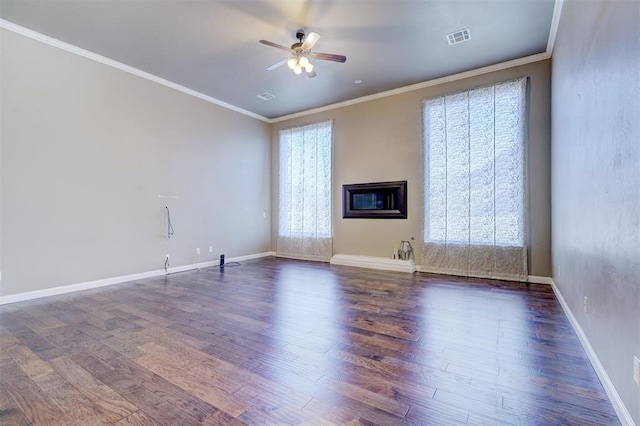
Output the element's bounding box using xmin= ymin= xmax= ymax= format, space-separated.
xmin=165 ymin=206 xmax=175 ymax=239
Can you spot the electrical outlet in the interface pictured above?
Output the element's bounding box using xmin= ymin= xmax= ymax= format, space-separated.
xmin=634 ymin=356 xmax=640 ymax=386
xmin=165 ymin=254 xmax=170 ymax=260
xmin=196 ymin=248 xmax=201 ymax=255
xmin=583 ymin=296 xmax=588 ymax=313
xmin=209 ymin=246 xmax=213 ymax=253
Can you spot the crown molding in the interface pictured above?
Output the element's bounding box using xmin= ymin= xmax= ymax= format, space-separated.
xmin=271 ymin=0 xmax=563 ymax=123
xmin=0 ymin=19 xmax=270 ymax=123
xmin=269 ymin=51 xmax=550 ymax=123
xmin=546 ymin=0 xmax=565 ymax=55
xmin=1 ymin=6 xmax=560 ymax=126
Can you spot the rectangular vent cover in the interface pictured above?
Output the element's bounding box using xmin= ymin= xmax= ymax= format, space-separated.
xmin=256 ymin=92 xmax=275 ymax=101
xmin=447 ymin=28 xmax=471 ymax=45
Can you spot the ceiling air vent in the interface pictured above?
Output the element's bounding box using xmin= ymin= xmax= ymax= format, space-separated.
xmin=446 ymin=28 xmax=471 ymax=45
xmin=256 ymin=92 xmax=275 ymax=101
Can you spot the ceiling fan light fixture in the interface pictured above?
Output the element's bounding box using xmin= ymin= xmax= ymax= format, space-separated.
xmin=260 ymin=30 xmax=346 ymax=78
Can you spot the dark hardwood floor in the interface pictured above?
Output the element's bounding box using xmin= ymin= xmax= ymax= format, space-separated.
xmin=0 ymin=257 xmax=619 ymax=425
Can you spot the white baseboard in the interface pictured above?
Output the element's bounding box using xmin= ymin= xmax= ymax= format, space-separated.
xmin=232 ymin=251 xmax=276 ymax=262
xmin=414 ymin=266 xmax=552 ymax=285
xmin=0 ymin=251 xmax=276 ymax=306
xmin=527 ymin=275 xmax=554 ymax=285
xmin=551 ymin=280 xmax=635 ymax=426
xmin=0 ymin=269 xmax=167 ymax=305
xmin=330 ymin=254 xmax=416 ymax=273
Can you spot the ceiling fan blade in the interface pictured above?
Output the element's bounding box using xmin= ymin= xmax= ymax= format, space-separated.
xmin=259 ymin=39 xmax=290 ymax=52
xmin=311 ymin=52 xmax=347 ymax=63
xmin=265 ymin=58 xmax=288 ymax=71
xmin=301 ymin=32 xmax=321 ymax=50
xmin=306 ymin=69 xmax=317 ymax=78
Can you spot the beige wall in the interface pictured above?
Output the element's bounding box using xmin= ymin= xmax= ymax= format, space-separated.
xmin=271 ymin=60 xmax=552 ymax=277
xmin=551 ymin=0 xmax=640 ymax=422
xmin=0 ymin=29 xmax=271 ymax=297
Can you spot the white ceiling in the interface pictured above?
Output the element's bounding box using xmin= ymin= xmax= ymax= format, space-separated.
xmin=0 ymin=0 xmax=556 ymax=120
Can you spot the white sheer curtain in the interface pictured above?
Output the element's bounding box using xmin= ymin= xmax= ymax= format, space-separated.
xmin=422 ymin=78 xmax=529 ymax=281
xmin=277 ymin=120 xmax=332 ymax=261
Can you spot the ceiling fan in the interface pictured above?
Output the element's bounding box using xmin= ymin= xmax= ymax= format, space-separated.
xmin=259 ymin=31 xmax=347 ymax=78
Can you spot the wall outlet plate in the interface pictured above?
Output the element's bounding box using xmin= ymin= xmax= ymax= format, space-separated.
xmin=196 ymin=248 xmax=201 ymax=255
xmin=209 ymin=246 xmax=213 ymax=253
xmin=634 ymin=356 xmax=640 ymax=386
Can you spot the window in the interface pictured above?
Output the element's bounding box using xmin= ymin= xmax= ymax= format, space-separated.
xmin=422 ymin=78 xmax=528 ymax=281
xmin=277 ymin=120 xmax=333 ymax=261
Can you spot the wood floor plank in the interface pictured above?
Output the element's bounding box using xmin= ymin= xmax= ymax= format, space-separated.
xmin=9 ymin=329 xmax=65 ymax=361
xmin=137 ymin=333 xmax=314 ymax=410
xmin=306 ymin=389 xmax=408 ymax=425
xmin=71 ymin=349 xmax=207 ymax=425
xmin=316 ymin=375 xmax=410 ymax=418
xmin=1 ymin=335 xmax=54 ymax=380
xmin=200 ymin=410 xmax=248 ymax=426
xmin=34 ymin=371 xmax=126 ymax=424
xmin=113 ymin=410 xmax=163 ymax=426
xmin=0 ymin=257 xmax=621 ymax=425
xmin=236 ymin=404 xmax=289 ymax=425
xmin=233 ymin=377 xmax=313 ymax=412
xmin=404 ymin=401 xmax=469 ymax=425
xmin=108 ymin=356 xmax=218 ymax=422
xmin=0 ymin=406 xmax=31 ymax=426
xmin=0 ymin=360 xmax=74 ymax=425
xmin=325 ymin=359 xmax=438 ymax=413
xmin=111 ymin=304 xmax=172 ymax=328
xmin=48 ymin=355 xmax=138 ymax=419
xmin=0 ymin=385 xmax=31 ymax=426
xmin=0 ymin=384 xmax=13 ymax=411
xmin=10 ymin=307 xmax=66 ymax=334
xmin=110 ymin=382 xmax=203 ymax=426
xmin=301 ymin=397 xmax=366 ymax=425
xmin=232 ymin=385 xmax=329 ymax=425
xmin=134 ymin=348 xmax=249 ymax=417
xmin=136 ymin=324 xmax=210 ymax=351
xmin=136 ymin=342 xmax=243 ymax=394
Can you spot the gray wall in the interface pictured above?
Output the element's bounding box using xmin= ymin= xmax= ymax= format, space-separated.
xmin=271 ymin=60 xmax=552 ymax=277
xmin=551 ymin=0 xmax=640 ymax=422
xmin=0 ymin=29 xmax=271 ymax=297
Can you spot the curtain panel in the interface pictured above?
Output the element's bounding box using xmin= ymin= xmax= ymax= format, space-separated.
xmin=422 ymin=78 xmax=529 ymax=281
xmin=277 ymin=121 xmax=333 ymax=262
